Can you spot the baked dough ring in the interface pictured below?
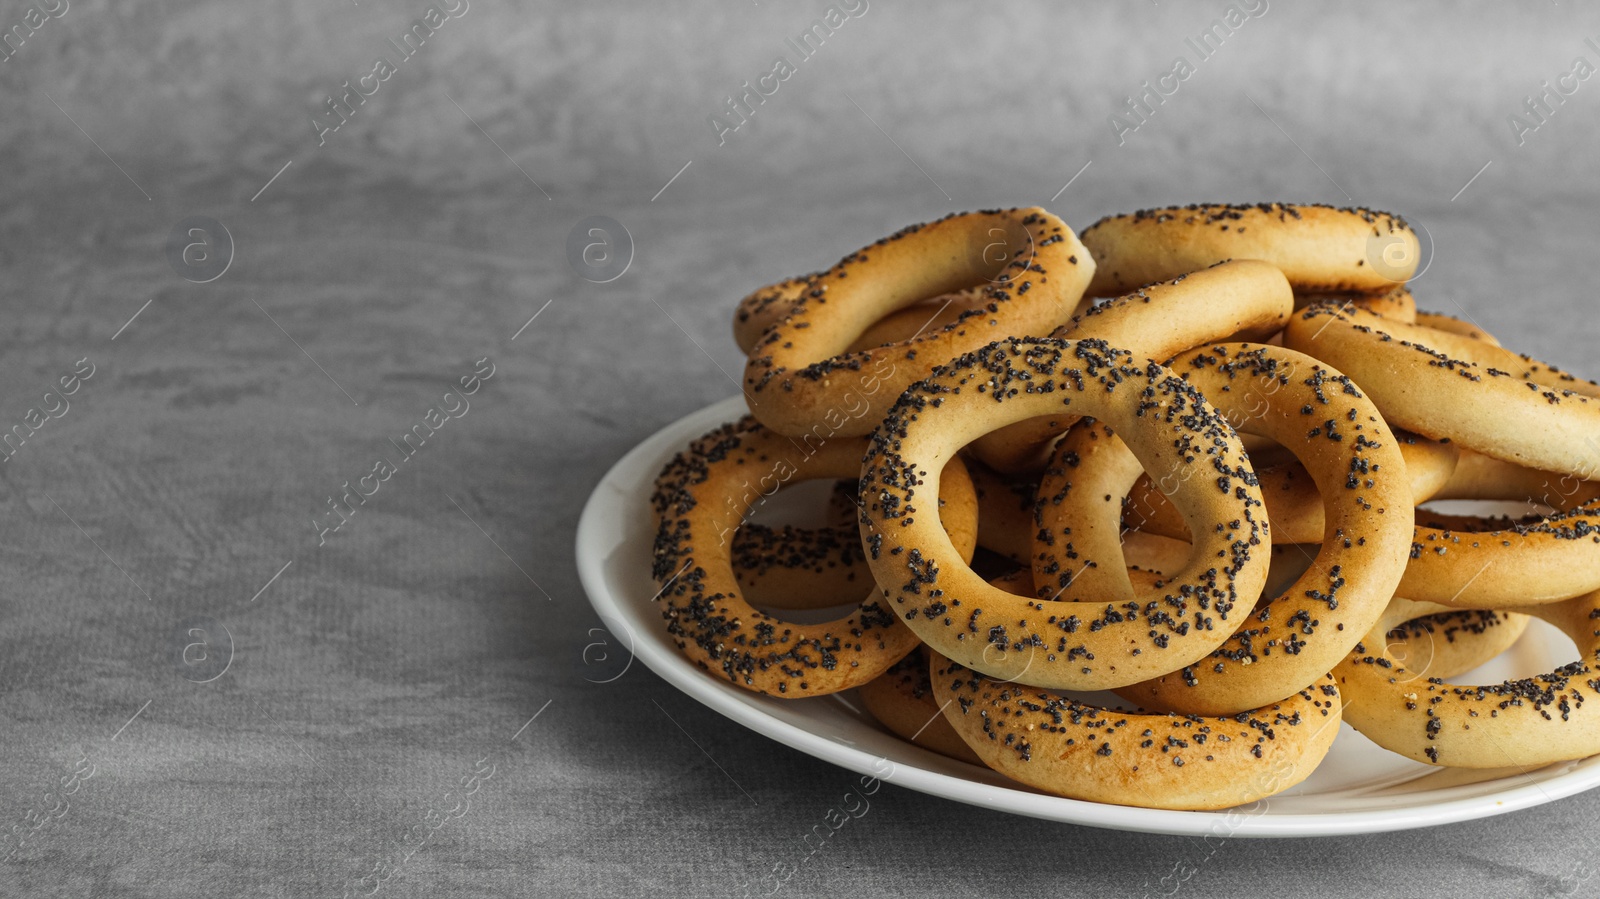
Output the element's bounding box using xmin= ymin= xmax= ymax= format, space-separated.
xmin=930 ymin=650 xmax=1340 ymax=810
xmin=1399 ymin=445 xmax=1600 ymax=607
xmin=651 ymin=417 xmax=977 ymax=696
xmin=1036 ymin=345 xmax=1413 ymax=714
xmin=1081 ymin=203 xmax=1419 ymax=296
xmin=1400 ymin=499 xmax=1600 ymax=607
xmin=1336 ymin=593 xmax=1600 ymax=767
xmin=1125 ymin=431 xmax=1458 ymax=546
xmin=743 ymin=208 xmax=1094 ymax=438
xmin=857 ymin=649 xmax=983 ymax=765
xmin=1284 ymin=303 xmax=1600 ymax=476
xmin=859 ymin=337 xmax=1270 ymax=691
xmin=970 ymin=259 xmax=1295 ymax=473
xmin=1383 ymin=607 xmax=1529 ymax=681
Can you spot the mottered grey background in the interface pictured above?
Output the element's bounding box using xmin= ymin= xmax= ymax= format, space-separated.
xmin=1 ymin=0 xmax=1597 ymax=896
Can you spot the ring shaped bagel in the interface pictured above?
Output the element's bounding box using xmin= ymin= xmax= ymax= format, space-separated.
xmin=651 ymin=417 xmax=977 ymax=697
xmin=1401 ymin=499 xmax=1600 ymax=608
xmin=1034 ymin=345 xmax=1414 ymax=714
xmin=1081 ymin=203 xmax=1419 ymax=296
xmin=1330 ymin=306 xmax=1600 ymax=398
xmin=857 ymin=649 xmax=983 ymax=765
xmin=1126 ymin=430 xmax=1458 ymax=546
xmin=1336 ymin=593 xmax=1600 ymax=767
xmin=743 ymin=208 xmax=1094 ymax=438
xmin=858 ymin=337 xmax=1270 ymax=691
xmin=969 ymin=259 xmax=1295 ymax=474
xmin=930 ymin=650 xmax=1340 ymax=810
xmin=1383 ymin=607 xmax=1530 ymax=681
xmin=1406 ymin=440 xmax=1600 ymax=609
xmin=1284 ymin=303 xmax=1600 ymax=476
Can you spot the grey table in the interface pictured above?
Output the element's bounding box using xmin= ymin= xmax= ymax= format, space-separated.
xmin=2 ymin=1 xmax=1598 ymax=896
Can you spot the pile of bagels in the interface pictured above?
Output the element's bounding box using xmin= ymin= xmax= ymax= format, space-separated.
xmin=647 ymin=203 xmax=1600 ymax=810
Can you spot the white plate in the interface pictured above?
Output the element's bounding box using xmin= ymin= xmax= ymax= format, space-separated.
xmin=574 ymin=395 xmax=1600 ymax=837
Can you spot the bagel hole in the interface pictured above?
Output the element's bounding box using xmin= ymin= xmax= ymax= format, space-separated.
xmin=757 ymin=604 xmax=862 ymax=624
xmin=1263 ymin=544 xmax=1319 ymax=601
xmin=1237 ymin=434 xmax=1294 ymax=466
xmin=969 ymin=546 xmax=1023 ymax=583
xmin=1441 ymin=617 xmax=1577 ymax=687
xmin=1050 ymin=688 xmax=1146 ymax=714
xmin=744 ymin=477 xmax=854 ymax=529
xmin=846 ymin=289 xmax=992 ymax=352
xmin=737 ymin=476 xmax=869 ymax=621
xmin=843 ymin=221 xmax=1029 ymax=350
xmin=1119 ymin=434 xmax=1308 ymax=549
xmin=1417 ymin=498 xmax=1558 ymax=526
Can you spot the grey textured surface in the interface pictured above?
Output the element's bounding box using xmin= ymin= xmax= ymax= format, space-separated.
xmin=3 ymin=1 xmax=1600 ymax=896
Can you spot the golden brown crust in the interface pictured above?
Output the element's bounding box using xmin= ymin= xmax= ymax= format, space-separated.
xmin=734 ymin=284 xmax=994 ymax=356
xmin=1383 ymin=607 xmax=1529 ymax=681
xmin=733 ymin=273 xmax=820 ymax=354
xmin=743 ymin=209 xmax=1094 ymax=438
xmin=1337 ymin=593 xmax=1600 ymax=767
xmin=1032 ymin=345 xmax=1413 ymax=714
xmin=859 ymin=338 xmax=1269 ymax=691
xmin=1401 ymin=500 xmax=1600 ymax=607
xmin=1414 ymin=310 xmax=1500 ymax=346
xmin=969 ymin=259 xmax=1295 ymax=473
xmin=1284 ymin=302 xmax=1600 ymax=476
xmin=651 ymin=417 xmax=977 ymax=697
xmin=1081 ymin=202 xmax=1418 ymax=296
xmin=1432 ymin=449 xmax=1600 ymax=509
xmin=1125 ymin=430 xmax=1457 ymax=545
xmin=932 ymin=650 xmax=1341 ymax=810
xmin=1295 ymin=287 xmax=1418 ymax=324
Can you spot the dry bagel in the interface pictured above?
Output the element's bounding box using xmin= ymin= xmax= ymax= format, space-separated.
xmin=1081 ymin=203 xmax=1419 ymax=296
xmin=931 ymin=649 xmax=1340 ymax=810
xmin=1337 ymin=593 xmax=1600 ymax=767
xmin=1284 ymin=303 xmax=1600 ymax=476
xmin=744 ymin=208 xmax=1094 ymax=438
xmin=969 ymin=259 xmax=1295 ymax=473
xmin=652 ymin=417 xmax=977 ymax=696
xmin=1034 ymin=345 xmax=1413 ymax=714
xmin=859 ymin=337 xmax=1269 ymax=691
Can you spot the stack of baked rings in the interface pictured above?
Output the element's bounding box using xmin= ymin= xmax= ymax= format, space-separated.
xmin=648 ymin=203 xmax=1600 ymax=810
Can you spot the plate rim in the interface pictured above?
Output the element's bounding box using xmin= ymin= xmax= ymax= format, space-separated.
xmin=574 ymin=395 xmax=1600 ymax=838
